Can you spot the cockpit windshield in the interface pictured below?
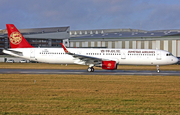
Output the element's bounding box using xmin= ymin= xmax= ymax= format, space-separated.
xmin=166 ymin=53 xmax=173 ymax=56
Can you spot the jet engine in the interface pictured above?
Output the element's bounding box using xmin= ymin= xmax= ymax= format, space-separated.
xmin=101 ymin=61 xmax=117 ymax=70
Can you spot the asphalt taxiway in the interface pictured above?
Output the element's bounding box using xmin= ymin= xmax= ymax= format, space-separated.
xmin=0 ymin=69 xmax=180 ymax=76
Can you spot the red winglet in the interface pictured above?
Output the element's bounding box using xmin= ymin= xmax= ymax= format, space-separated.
xmin=6 ymin=24 xmax=34 ymax=48
xmin=61 ymin=43 xmax=69 ymax=53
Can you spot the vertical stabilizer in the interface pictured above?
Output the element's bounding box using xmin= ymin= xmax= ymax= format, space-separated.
xmin=6 ymin=24 xmax=34 ymax=48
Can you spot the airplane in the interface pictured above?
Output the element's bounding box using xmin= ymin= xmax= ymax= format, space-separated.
xmin=3 ymin=24 xmax=179 ymax=72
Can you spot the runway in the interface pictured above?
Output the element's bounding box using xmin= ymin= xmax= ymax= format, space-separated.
xmin=0 ymin=69 xmax=180 ymax=76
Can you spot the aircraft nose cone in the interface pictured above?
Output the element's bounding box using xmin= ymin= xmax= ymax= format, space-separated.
xmin=175 ymin=57 xmax=179 ymax=63
xmin=169 ymin=57 xmax=179 ymax=64
xmin=172 ymin=57 xmax=179 ymax=64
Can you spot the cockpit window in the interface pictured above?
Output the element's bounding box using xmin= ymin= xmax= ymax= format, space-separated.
xmin=166 ymin=53 xmax=173 ymax=56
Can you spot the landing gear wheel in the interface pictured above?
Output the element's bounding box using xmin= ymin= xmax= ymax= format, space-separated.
xmin=87 ymin=67 xmax=91 ymax=72
xmin=87 ymin=67 xmax=94 ymax=72
xmin=156 ymin=65 xmax=160 ymax=73
xmin=157 ymin=69 xmax=160 ymax=73
xmin=91 ymin=67 xmax=94 ymax=72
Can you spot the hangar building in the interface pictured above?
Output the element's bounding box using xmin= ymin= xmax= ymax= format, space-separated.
xmin=69 ymin=29 xmax=180 ymax=57
xmin=0 ymin=26 xmax=70 ymax=48
xmin=0 ymin=26 xmax=180 ymax=57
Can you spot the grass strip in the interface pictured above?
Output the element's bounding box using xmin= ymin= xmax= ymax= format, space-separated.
xmin=0 ymin=74 xmax=180 ymax=114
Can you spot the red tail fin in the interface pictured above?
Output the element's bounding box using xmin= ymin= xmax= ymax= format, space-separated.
xmin=6 ymin=24 xmax=34 ymax=48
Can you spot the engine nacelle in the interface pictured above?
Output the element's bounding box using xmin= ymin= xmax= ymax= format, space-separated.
xmin=102 ymin=61 xmax=117 ymax=70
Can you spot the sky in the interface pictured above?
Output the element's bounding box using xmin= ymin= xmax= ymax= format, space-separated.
xmin=0 ymin=0 xmax=180 ymax=30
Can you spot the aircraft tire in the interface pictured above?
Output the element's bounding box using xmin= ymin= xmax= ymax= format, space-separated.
xmin=87 ymin=67 xmax=94 ymax=72
xmin=157 ymin=69 xmax=160 ymax=73
xmin=87 ymin=67 xmax=92 ymax=72
xmin=91 ymin=67 xmax=94 ymax=72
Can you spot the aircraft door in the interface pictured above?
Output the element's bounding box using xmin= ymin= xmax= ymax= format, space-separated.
xmin=156 ymin=51 xmax=161 ymax=60
xmin=30 ymin=49 xmax=35 ymax=58
xmin=121 ymin=51 xmax=126 ymax=59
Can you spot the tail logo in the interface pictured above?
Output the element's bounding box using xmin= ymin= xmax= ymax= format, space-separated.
xmin=10 ymin=32 xmax=22 ymax=45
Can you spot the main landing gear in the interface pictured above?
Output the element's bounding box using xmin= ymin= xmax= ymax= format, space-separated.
xmin=87 ymin=64 xmax=94 ymax=72
xmin=87 ymin=67 xmax=94 ymax=72
xmin=156 ymin=65 xmax=160 ymax=73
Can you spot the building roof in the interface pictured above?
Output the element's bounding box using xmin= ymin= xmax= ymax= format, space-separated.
xmin=0 ymin=26 xmax=69 ymax=34
xmin=69 ymin=28 xmax=180 ymax=41
xmin=0 ymin=26 xmax=70 ymax=39
xmin=1 ymin=26 xmax=180 ymax=40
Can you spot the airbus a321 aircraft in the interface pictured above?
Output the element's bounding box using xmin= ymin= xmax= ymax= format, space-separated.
xmin=3 ymin=24 xmax=178 ymax=72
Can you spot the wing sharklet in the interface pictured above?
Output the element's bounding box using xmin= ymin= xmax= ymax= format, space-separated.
xmin=61 ymin=43 xmax=69 ymax=53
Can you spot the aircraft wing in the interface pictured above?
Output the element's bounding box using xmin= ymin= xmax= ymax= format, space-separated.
xmin=69 ymin=53 xmax=102 ymax=64
xmin=60 ymin=43 xmax=107 ymax=64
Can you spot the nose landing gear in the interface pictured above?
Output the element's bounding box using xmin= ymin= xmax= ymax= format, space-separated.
xmin=156 ymin=65 xmax=160 ymax=73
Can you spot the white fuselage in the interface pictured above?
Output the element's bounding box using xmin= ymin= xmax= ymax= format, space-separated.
xmin=3 ymin=48 xmax=178 ymax=66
